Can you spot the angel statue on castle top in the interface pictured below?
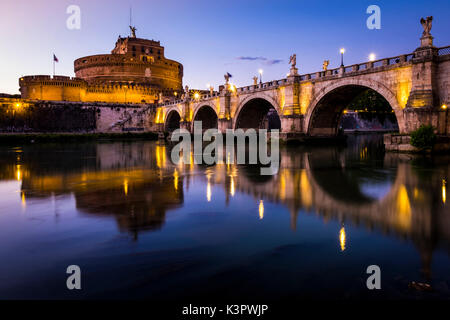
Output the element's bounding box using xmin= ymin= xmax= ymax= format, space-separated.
xmin=129 ymin=26 xmax=137 ymax=38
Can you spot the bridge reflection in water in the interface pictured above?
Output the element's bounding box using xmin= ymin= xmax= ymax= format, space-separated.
xmin=1 ymin=135 xmax=449 ymax=287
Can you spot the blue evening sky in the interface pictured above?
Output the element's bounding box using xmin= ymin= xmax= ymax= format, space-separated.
xmin=0 ymin=0 xmax=449 ymax=94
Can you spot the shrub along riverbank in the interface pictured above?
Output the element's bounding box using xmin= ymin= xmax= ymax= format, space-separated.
xmin=0 ymin=132 xmax=159 ymax=144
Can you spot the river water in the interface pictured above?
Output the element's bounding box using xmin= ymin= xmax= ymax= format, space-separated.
xmin=0 ymin=134 xmax=449 ymax=300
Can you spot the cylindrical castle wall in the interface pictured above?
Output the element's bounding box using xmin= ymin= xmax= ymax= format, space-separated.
xmin=74 ymin=54 xmax=183 ymax=91
xmin=84 ymin=85 xmax=159 ymax=104
xmin=19 ymin=76 xmax=86 ymax=102
xmin=19 ymin=77 xmax=160 ymax=103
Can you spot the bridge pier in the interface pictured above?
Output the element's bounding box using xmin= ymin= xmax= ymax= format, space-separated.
xmin=277 ymin=115 xmax=305 ymax=142
xmin=218 ymin=118 xmax=232 ymax=132
xmin=180 ymin=121 xmax=191 ymax=131
xmin=383 ymin=41 xmax=450 ymax=152
xmin=280 ymin=115 xmax=303 ymax=133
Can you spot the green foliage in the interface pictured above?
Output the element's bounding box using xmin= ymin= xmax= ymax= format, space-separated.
xmin=347 ymin=89 xmax=392 ymax=112
xmin=410 ymin=125 xmax=436 ymax=150
xmin=346 ymin=89 xmax=393 ymax=122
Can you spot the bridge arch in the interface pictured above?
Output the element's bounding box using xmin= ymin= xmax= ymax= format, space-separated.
xmin=233 ymin=93 xmax=281 ymax=130
xmin=191 ymin=103 xmax=218 ymax=131
xmin=305 ymin=78 xmax=405 ymax=135
xmin=164 ymin=108 xmax=181 ymax=132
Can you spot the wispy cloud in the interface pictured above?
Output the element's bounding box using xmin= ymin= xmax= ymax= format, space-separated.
xmin=265 ymin=59 xmax=283 ymax=65
xmin=236 ymin=56 xmax=283 ymax=65
xmin=237 ymin=56 xmax=266 ymax=61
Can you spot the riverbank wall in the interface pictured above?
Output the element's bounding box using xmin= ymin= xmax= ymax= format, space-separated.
xmin=0 ymin=96 xmax=155 ymax=134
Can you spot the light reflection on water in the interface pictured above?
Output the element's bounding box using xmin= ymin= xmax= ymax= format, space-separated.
xmin=0 ymin=134 xmax=449 ymax=300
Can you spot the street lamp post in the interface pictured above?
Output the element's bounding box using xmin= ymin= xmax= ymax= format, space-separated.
xmin=340 ymin=48 xmax=345 ymax=66
xmin=258 ymin=69 xmax=263 ymax=84
xmin=207 ymin=83 xmax=213 ymax=95
xmin=340 ymin=48 xmax=345 ymax=67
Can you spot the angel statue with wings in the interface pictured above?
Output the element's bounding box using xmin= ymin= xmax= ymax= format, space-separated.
xmin=129 ymin=26 xmax=137 ymax=38
xmin=289 ymin=54 xmax=297 ymax=68
xmin=420 ymin=16 xmax=433 ymax=37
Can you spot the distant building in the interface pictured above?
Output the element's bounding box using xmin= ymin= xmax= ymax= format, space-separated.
xmin=19 ymin=32 xmax=183 ymax=104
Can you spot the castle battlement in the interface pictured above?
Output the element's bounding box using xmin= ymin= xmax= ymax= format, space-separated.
xmin=20 ymin=75 xmax=85 ymax=83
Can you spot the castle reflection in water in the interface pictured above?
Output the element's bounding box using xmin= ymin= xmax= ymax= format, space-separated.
xmin=0 ymin=135 xmax=449 ymax=279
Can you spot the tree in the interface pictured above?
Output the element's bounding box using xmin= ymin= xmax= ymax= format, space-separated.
xmin=346 ymin=89 xmax=393 ymax=123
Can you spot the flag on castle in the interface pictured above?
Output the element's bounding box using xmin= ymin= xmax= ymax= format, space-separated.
xmin=52 ymin=54 xmax=59 ymax=77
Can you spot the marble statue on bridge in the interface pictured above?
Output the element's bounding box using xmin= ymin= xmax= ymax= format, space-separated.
xmin=419 ymin=16 xmax=434 ymax=47
xmin=289 ymin=54 xmax=298 ymax=76
xmin=420 ymin=16 xmax=433 ymax=37
xmin=289 ymin=54 xmax=296 ymax=68
xmin=224 ymin=72 xmax=232 ymax=84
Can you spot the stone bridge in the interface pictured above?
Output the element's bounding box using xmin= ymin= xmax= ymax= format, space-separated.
xmin=116 ymin=35 xmax=450 ymax=145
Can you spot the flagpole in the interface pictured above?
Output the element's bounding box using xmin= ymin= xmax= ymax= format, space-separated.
xmin=53 ymin=55 xmax=55 ymax=77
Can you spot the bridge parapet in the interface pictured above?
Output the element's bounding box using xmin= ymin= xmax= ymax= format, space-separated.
xmin=297 ymin=52 xmax=416 ymax=82
xmin=438 ymin=45 xmax=450 ymax=56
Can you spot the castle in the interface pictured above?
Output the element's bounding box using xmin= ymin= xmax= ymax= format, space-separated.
xmin=19 ymin=29 xmax=183 ymax=104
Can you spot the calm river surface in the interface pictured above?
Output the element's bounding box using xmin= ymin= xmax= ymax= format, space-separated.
xmin=0 ymin=134 xmax=449 ymax=300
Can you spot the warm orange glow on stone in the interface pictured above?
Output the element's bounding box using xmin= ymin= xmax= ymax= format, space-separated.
xmin=278 ymin=86 xmax=286 ymax=110
xmin=155 ymin=108 xmax=164 ymax=124
xmin=299 ymin=83 xmax=313 ymax=115
xmin=397 ymin=81 xmax=411 ymax=108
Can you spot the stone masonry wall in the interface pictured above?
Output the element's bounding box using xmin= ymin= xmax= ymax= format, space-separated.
xmin=436 ymin=57 xmax=450 ymax=106
xmin=0 ymin=97 xmax=150 ymax=133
